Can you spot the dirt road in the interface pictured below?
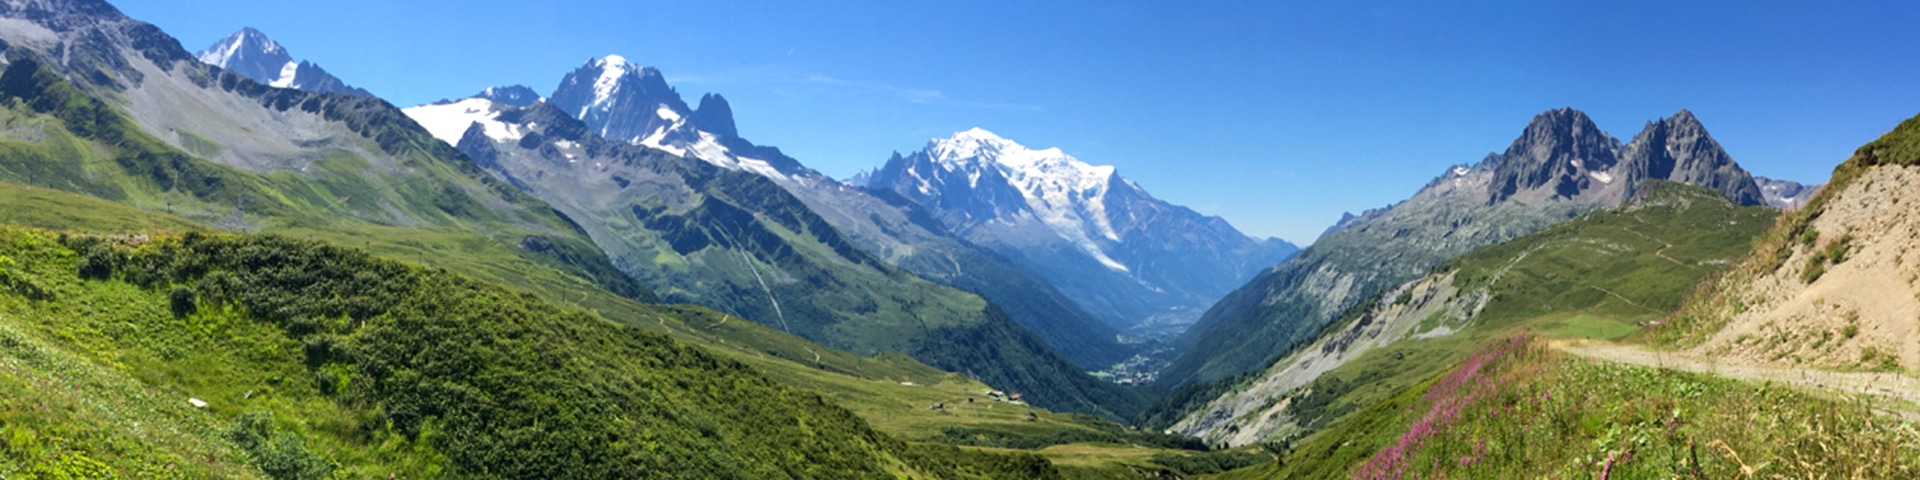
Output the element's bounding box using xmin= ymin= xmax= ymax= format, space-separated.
xmin=1560 ymin=341 xmax=1920 ymax=417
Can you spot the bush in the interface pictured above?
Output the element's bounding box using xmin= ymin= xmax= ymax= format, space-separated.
xmin=168 ymin=286 xmax=196 ymax=318
xmin=229 ymin=412 xmax=335 ymax=480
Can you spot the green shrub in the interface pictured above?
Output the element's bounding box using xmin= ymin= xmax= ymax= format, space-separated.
xmin=229 ymin=411 xmax=335 ymax=480
xmin=168 ymin=286 xmax=196 ymax=318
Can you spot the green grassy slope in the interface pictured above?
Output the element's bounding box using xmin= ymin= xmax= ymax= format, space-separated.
xmin=0 ymin=225 xmax=1087 ymax=478
xmin=0 ymin=179 xmax=1170 ymax=454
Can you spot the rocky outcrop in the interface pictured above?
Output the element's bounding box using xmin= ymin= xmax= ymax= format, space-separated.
xmin=1616 ymin=110 xmax=1765 ymax=206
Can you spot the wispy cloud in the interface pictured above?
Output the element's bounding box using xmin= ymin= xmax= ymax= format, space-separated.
xmin=668 ymin=67 xmax=1041 ymax=112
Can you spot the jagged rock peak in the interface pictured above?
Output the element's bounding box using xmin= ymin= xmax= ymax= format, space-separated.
xmin=692 ymin=92 xmax=738 ymax=138
xmin=196 ymin=27 xmax=291 ymax=84
xmin=1487 ymin=107 xmax=1621 ymax=203
xmin=1617 ymin=110 xmax=1765 ymax=206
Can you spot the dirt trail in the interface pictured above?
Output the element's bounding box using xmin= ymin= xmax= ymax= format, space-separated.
xmin=1560 ymin=341 xmax=1920 ymax=418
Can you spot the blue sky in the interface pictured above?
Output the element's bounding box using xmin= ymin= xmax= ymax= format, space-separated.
xmin=120 ymin=0 xmax=1920 ymax=244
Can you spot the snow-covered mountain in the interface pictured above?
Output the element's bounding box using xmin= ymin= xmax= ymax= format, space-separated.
xmin=864 ymin=129 xmax=1300 ymax=332
xmin=194 ymin=28 xmax=370 ymax=97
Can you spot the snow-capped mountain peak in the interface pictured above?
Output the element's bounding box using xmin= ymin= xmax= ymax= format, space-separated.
xmin=194 ymin=28 xmax=370 ymax=97
xmin=196 ymin=27 xmax=286 ymax=70
xmin=913 ymin=129 xmax=1128 ymax=269
xmin=926 ymin=128 xmax=1116 ymax=207
xmin=868 ymin=129 xmax=1301 ymax=327
xmin=549 ymin=55 xmax=691 ymax=145
xmin=587 ymin=55 xmax=635 ymax=114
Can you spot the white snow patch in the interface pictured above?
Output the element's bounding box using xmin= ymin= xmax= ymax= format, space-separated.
xmin=655 ymin=105 xmax=682 ymax=122
xmin=268 ymin=61 xmax=298 ymax=88
xmin=1589 ymin=171 xmax=1614 ymax=184
xmin=401 ymin=98 xmax=525 ymax=146
xmin=1452 ymin=166 xmax=1470 ymax=176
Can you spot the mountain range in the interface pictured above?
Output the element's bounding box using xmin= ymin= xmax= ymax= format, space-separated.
xmin=1160 ymin=107 xmax=1769 ymax=388
xmin=401 ymin=56 xmax=1151 ymax=415
xmin=861 ymin=129 xmax=1300 ymax=335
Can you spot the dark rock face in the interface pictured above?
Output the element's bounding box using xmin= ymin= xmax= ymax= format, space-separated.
xmin=1617 ymin=110 xmax=1765 ymax=206
xmin=692 ymin=93 xmax=738 ymax=138
xmin=1488 ymin=108 xmax=1621 ymax=204
xmin=476 ymin=85 xmax=542 ymax=106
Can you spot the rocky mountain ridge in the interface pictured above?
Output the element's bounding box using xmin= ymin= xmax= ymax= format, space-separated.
xmin=1160 ymin=107 xmax=1768 ymax=388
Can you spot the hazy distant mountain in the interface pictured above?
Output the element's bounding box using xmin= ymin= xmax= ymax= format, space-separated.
xmin=194 ymin=27 xmax=371 ymax=97
xmin=475 ymin=84 xmax=543 ymax=106
xmin=1754 ymin=175 xmax=1820 ymax=210
xmin=864 ymin=128 xmax=1299 ymax=333
xmin=1162 ymin=108 xmax=1767 ymax=388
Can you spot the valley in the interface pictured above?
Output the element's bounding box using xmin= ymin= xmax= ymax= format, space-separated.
xmin=0 ymin=0 xmax=1916 ymax=478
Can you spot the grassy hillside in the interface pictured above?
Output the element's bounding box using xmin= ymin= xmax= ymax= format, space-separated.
xmin=1228 ymin=336 xmax=1919 ymax=479
xmin=0 ymin=225 xmax=1094 ymax=478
